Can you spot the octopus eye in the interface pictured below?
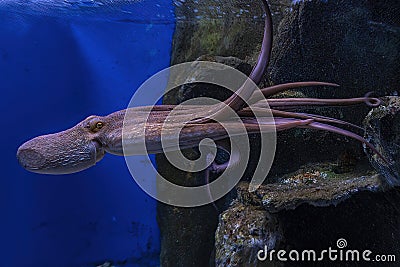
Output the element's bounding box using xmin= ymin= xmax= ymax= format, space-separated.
xmin=87 ymin=117 xmax=104 ymax=133
xmin=96 ymin=122 xmax=103 ymax=129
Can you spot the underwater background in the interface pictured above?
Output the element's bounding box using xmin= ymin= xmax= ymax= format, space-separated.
xmin=1 ymin=0 xmax=175 ymax=266
xmin=2 ymin=0 xmax=400 ymax=266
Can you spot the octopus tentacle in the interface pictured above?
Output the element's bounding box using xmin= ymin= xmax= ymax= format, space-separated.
xmin=242 ymin=117 xmax=314 ymax=131
xmin=363 ymin=92 xmax=381 ymax=107
xmin=257 ymin=81 xmax=339 ymax=100
xmin=302 ymin=121 xmax=387 ymax=164
xmin=239 ymin=114 xmax=387 ymax=163
xmin=266 ymin=96 xmax=381 ymax=109
xmin=238 ymin=105 xmax=363 ymax=131
xmin=191 ymin=0 xmax=273 ymax=123
xmin=270 ymin=110 xmax=364 ymax=131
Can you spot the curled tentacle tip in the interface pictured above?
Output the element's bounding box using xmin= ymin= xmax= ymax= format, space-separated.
xmin=367 ymin=98 xmax=382 ymax=107
xmin=364 ymin=92 xmax=382 ymax=107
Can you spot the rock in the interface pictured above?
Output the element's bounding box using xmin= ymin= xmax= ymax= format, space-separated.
xmin=364 ymin=96 xmax=400 ymax=186
xmin=269 ymin=0 xmax=400 ymax=98
xmin=236 ymin=162 xmax=388 ymax=213
xmin=215 ymin=201 xmax=283 ymax=267
xmin=266 ymin=0 xmax=400 ymax=174
xmin=171 ymin=0 xmax=263 ymax=65
xmin=164 ymin=55 xmax=252 ymax=104
xmin=215 ymin=163 xmax=400 ymax=267
xmin=157 ymin=199 xmax=220 ymax=267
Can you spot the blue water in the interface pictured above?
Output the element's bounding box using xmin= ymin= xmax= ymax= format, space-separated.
xmin=0 ymin=1 xmax=175 ymax=266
